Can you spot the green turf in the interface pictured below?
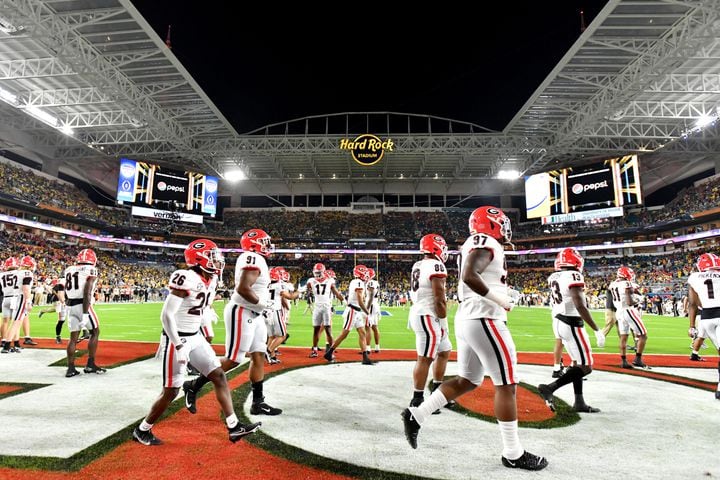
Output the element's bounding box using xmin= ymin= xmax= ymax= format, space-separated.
xmin=28 ymin=303 xmax=696 ymax=355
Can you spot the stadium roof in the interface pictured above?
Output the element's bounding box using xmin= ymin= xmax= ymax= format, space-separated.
xmin=0 ymin=0 xmax=718 ymax=197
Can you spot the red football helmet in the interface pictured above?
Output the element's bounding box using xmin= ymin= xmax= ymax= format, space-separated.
xmin=313 ymin=263 xmax=326 ymax=278
xmin=269 ymin=267 xmax=281 ymax=282
xmin=617 ymin=266 xmax=635 ymax=282
xmin=468 ymin=206 xmax=512 ymax=243
xmin=240 ymin=229 xmax=273 ymax=257
xmin=20 ymin=255 xmax=36 ymax=271
xmin=3 ymin=257 xmax=19 ymax=271
xmin=184 ymin=239 xmax=224 ymax=275
xmin=281 ymin=268 xmax=290 ymax=282
xmin=419 ymin=233 xmax=448 ymax=262
xmin=367 ymin=268 xmax=376 ymax=280
xmin=697 ymin=253 xmax=720 ymax=272
xmin=353 ymin=264 xmax=368 ymax=279
xmin=77 ymin=249 xmax=97 ymax=266
xmin=325 ymin=269 xmax=336 ymax=279
xmin=554 ymin=248 xmax=584 ymax=272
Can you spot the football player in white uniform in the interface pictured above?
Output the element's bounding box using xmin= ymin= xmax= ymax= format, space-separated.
xmin=2 ymin=255 xmax=35 ymax=353
xmin=39 ymin=279 xmax=68 ymax=344
xmin=609 ymin=266 xmax=649 ymax=369
xmin=183 ymin=229 xmax=282 ymax=417
xmin=18 ymin=255 xmax=38 ymax=346
xmin=687 ymin=252 xmax=720 ymax=400
xmin=537 ymin=248 xmax=604 ymax=413
xmin=64 ymin=249 xmax=105 ymax=376
xmin=200 ymin=274 xmax=220 ymax=343
xmin=266 ymin=267 xmax=289 ymax=364
xmin=364 ymin=268 xmax=381 ymax=353
xmin=307 ymin=263 xmax=344 ymax=358
xmin=407 ymin=234 xmax=452 ymax=410
xmin=324 ymin=264 xmax=374 ymax=365
xmin=0 ymin=257 xmax=22 ymax=353
xmin=133 ymin=239 xmax=260 ymax=446
xmin=402 ymin=206 xmax=547 ymax=471
xmin=274 ymin=267 xmax=299 ymax=356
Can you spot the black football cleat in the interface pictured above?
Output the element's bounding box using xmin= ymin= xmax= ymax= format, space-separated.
xmin=573 ymin=403 xmax=601 ymax=413
xmin=228 ymin=421 xmax=261 ymax=443
xmin=309 ymin=349 xmax=318 ymax=358
xmin=715 ymin=391 xmax=720 ymax=400
xmin=551 ymin=368 xmax=564 ymax=378
xmin=632 ymin=360 xmax=650 ymax=369
xmin=55 ymin=336 xmax=62 ymax=344
xmin=83 ymin=364 xmax=107 ymax=374
xmin=621 ymin=360 xmax=634 ymax=369
xmin=444 ymin=399 xmax=457 ymax=410
xmin=133 ymin=426 xmax=163 ymax=446
xmin=65 ymin=367 xmax=81 ymax=377
xmin=323 ymin=350 xmax=336 ymax=363
xmin=401 ymin=408 xmax=420 ymax=449
xmin=537 ymin=384 xmax=556 ymax=412
xmin=183 ymin=381 xmax=197 ymax=414
xmin=501 ymin=451 xmax=548 ymax=471
xmin=361 ymin=358 xmax=377 ymax=365
xmin=250 ymin=402 xmax=282 ymax=416
xmin=23 ymin=338 xmax=37 ymax=345
xmin=690 ymin=353 xmax=705 ymax=362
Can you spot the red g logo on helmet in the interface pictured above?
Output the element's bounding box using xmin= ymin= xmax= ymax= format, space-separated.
xmin=77 ymin=249 xmax=97 ymax=266
xmin=241 ymin=229 xmax=273 ymax=257
xmin=20 ymin=255 xmax=36 ymax=271
xmin=185 ymin=239 xmax=224 ymax=275
xmin=325 ymin=269 xmax=336 ymax=279
xmin=554 ymin=248 xmax=584 ymax=272
xmin=617 ymin=266 xmax=635 ymax=282
xmin=419 ymin=233 xmax=448 ymax=263
xmin=353 ymin=264 xmax=368 ymax=279
xmin=3 ymin=257 xmax=19 ymax=271
xmin=697 ymin=253 xmax=720 ymax=272
xmin=468 ymin=206 xmax=512 ymax=243
xmin=269 ymin=267 xmax=281 ymax=282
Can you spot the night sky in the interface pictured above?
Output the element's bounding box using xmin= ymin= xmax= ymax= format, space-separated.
xmin=132 ymin=1 xmax=609 ymax=133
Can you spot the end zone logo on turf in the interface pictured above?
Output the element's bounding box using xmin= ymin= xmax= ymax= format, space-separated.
xmin=339 ymin=134 xmax=394 ymax=166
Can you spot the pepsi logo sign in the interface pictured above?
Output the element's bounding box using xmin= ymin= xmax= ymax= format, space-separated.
xmin=157 ymin=181 xmax=167 ymax=191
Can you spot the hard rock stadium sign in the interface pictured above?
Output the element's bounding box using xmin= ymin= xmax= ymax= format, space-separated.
xmin=339 ymin=134 xmax=394 ymax=166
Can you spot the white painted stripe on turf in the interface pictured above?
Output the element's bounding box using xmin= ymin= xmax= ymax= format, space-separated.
xmin=248 ymin=362 xmax=720 ymax=480
xmin=0 ymin=349 xmax=247 ymax=458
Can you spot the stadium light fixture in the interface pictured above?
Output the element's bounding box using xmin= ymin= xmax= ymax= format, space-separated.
xmin=224 ymin=169 xmax=246 ymax=182
xmin=59 ymin=124 xmax=74 ymax=136
xmin=497 ymin=169 xmax=520 ymax=179
xmin=695 ymin=115 xmax=716 ymax=129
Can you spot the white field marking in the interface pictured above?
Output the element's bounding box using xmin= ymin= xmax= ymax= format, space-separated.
xmin=250 ymin=361 xmax=720 ymax=480
xmin=650 ymin=366 xmax=719 ymax=384
xmin=0 ymin=349 xmax=246 ymax=458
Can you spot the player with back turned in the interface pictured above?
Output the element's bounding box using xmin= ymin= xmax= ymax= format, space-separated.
xmin=401 ymin=206 xmax=547 ymax=471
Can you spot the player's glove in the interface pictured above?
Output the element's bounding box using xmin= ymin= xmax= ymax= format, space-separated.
xmin=484 ymin=290 xmax=514 ymax=312
xmin=204 ymin=308 xmax=219 ymax=325
xmin=257 ymin=297 xmax=275 ymax=310
xmin=438 ymin=317 xmax=449 ymax=331
xmin=689 ymin=326 xmax=698 ymax=339
xmin=175 ymin=343 xmax=189 ymax=366
xmin=80 ymin=313 xmax=91 ymax=330
xmin=594 ymin=330 xmax=606 ymax=348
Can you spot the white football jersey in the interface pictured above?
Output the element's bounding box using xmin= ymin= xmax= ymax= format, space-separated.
xmin=233 ymin=252 xmax=270 ymax=311
xmin=63 ymin=265 xmax=97 ymax=300
xmin=168 ymin=269 xmax=213 ymax=333
xmin=0 ymin=270 xmax=19 ymax=296
xmin=609 ymin=280 xmax=637 ymax=310
xmin=688 ymin=271 xmax=720 ymax=309
xmin=366 ymin=279 xmax=380 ymax=306
xmin=409 ymin=258 xmax=447 ymax=317
xmin=347 ymin=278 xmax=366 ymax=309
xmin=458 ymin=233 xmax=507 ymax=320
xmin=548 ymin=270 xmax=586 ymax=317
xmin=307 ymin=277 xmax=336 ymax=306
xmin=204 ymin=275 xmax=218 ymax=312
xmin=268 ymin=281 xmax=284 ymax=311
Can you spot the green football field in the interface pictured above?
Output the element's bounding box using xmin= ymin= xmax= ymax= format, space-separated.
xmin=27 ymin=302 xmax=700 ymax=355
